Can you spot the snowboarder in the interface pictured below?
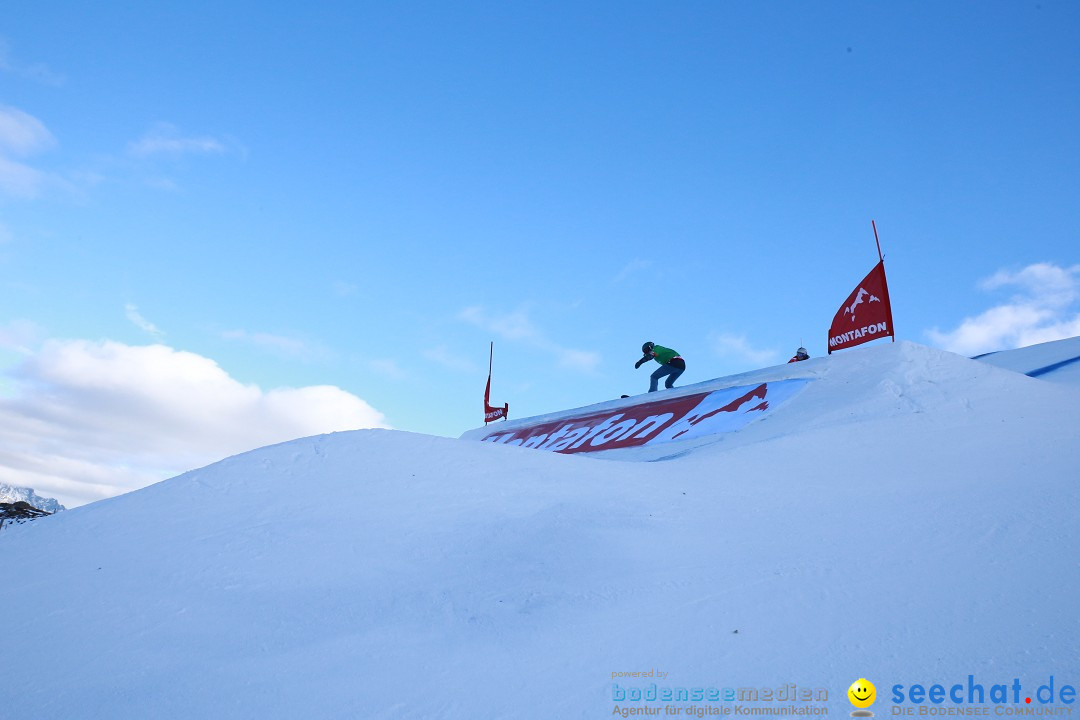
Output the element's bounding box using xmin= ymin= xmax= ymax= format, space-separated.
xmin=635 ymin=341 xmax=685 ymax=392
xmin=788 ymin=347 xmax=809 ymax=363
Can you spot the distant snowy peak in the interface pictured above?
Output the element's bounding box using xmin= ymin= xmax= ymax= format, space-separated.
xmin=0 ymin=483 xmax=66 ymax=514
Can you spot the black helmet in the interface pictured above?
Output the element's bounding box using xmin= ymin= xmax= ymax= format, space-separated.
xmin=642 ymin=341 xmax=655 ymax=354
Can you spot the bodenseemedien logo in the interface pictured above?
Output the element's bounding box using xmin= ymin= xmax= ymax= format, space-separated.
xmin=849 ymin=678 xmax=877 ymax=717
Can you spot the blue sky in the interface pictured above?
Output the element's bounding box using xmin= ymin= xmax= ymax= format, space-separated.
xmin=2 ymin=1 xmax=1078 ymax=505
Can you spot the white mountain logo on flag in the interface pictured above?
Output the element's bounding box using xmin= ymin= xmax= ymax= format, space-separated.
xmin=844 ymin=287 xmax=881 ymax=323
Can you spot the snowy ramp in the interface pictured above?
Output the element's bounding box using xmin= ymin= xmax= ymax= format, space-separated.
xmin=461 ymin=375 xmax=811 ymax=455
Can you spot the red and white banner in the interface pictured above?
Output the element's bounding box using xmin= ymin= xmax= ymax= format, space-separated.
xmin=479 ymin=379 xmax=808 ymax=454
xmin=827 ymin=260 xmax=895 ymax=354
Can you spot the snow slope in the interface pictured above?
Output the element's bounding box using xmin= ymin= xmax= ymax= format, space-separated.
xmin=2 ymin=341 xmax=1078 ymax=720
xmin=973 ymin=335 xmax=1080 ymax=385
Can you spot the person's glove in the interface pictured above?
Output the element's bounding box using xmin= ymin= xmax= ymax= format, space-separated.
xmin=635 ymin=358 xmax=645 ymax=369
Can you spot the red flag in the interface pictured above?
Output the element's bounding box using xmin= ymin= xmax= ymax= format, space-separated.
xmin=484 ymin=342 xmax=508 ymax=424
xmin=827 ymin=259 xmax=895 ymax=354
xmin=484 ymin=375 xmax=508 ymax=423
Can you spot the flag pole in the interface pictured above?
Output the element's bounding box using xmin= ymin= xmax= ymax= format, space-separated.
xmin=484 ymin=342 xmax=493 ymax=426
xmin=493 ymin=341 xmax=507 ymax=421
xmin=484 ymin=341 xmax=508 ymax=424
xmin=871 ymin=220 xmax=894 ymax=342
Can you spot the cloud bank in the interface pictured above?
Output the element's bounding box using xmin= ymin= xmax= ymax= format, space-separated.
xmin=0 ymin=339 xmax=388 ymax=507
xmin=927 ymin=262 xmax=1080 ymax=356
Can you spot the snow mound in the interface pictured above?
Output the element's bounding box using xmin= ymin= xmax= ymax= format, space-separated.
xmin=2 ymin=341 xmax=1078 ymax=720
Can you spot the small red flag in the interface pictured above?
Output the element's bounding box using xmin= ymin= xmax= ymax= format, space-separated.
xmin=827 ymin=260 xmax=895 ymax=354
xmin=484 ymin=375 xmax=508 ymax=423
xmin=484 ymin=342 xmax=508 ymax=424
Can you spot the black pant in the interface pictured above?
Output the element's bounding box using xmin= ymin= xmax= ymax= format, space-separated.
xmin=649 ymin=358 xmax=685 ymax=391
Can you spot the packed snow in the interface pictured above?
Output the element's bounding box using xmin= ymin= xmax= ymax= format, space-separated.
xmin=2 ymin=340 xmax=1078 ymax=720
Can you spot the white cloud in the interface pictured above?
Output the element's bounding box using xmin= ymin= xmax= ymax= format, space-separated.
xmin=221 ymin=329 xmax=329 ymax=362
xmin=927 ymin=262 xmax=1080 ymax=356
xmin=709 ymin=332 xmax=779 ymax=367
xmin=0 ymin=155 xmax=47 ymax=198
xmin=612 ymin=259 xmax=652 ymax=284
xmin=558 ymin=348 xmax=603 ymax=371
xmin=0 ymin=41 xmax=65 ymax=86
xmin=125 ymin=123 xmax=241 ymax=192
xmin=0 ymin=339 xmax=388 ymax=507
xmin=0 ymin=106 xmax=56 ymax=198
xmin=0 ymin=105 xmax=56 ymax=156
xmin=980 ymin=263 xmax=1078 ymax=306
xmin=128 ymin=123 xmax=228 ymax=158
xmin=459 ymin=305 xmax=602 ymax=372
xmin=368 ymin=358 xmax=407 ymax=380
xmin=424 ymin=345 xmax=479 ymax=374
xmin=0 ymin=319 xmax=42 ymax=355
xmin=125 ymin=304 xmax=165 ymax=339
xmin=459 ymin=306 xmax=539 ymax=342
xmin=143 ymin=176 xmax=180 ymax=192
xmin=333 ymin=281 xmax=359 ymax=298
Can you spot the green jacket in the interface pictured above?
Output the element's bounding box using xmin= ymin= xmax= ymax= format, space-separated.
xmin=649 ymin=345 xmax=680 ymax=364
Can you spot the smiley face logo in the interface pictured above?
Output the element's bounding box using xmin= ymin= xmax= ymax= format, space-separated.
xmin=848 ymin=678 xmax=876 ymax=709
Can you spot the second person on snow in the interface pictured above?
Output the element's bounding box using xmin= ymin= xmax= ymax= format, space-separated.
xmin=635 ymin=341 xmax=685 ymax=392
